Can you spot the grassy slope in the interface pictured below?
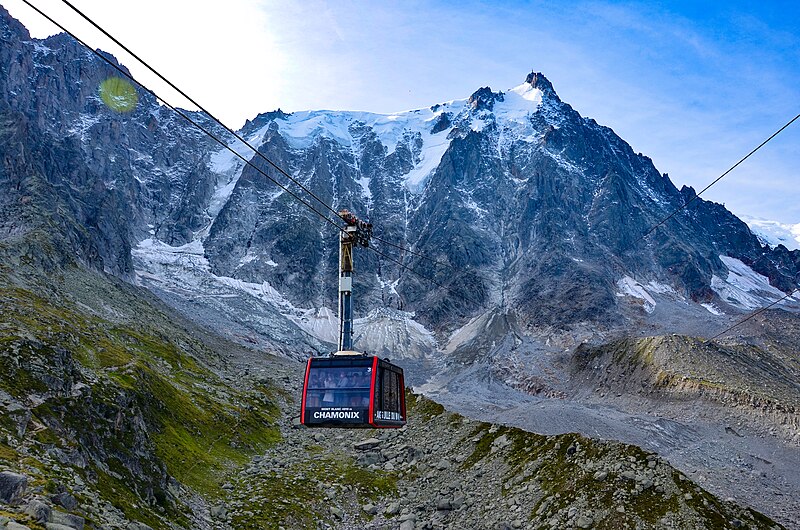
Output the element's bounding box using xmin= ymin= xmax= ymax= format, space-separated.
xmin=0 ymin=257 xmax=786 ymax=529
xmin=0 ymin=263 xmax=285 ymax=528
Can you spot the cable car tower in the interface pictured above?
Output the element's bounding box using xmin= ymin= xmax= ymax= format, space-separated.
xmin=336 ymin=209 xmax=372 ymax=353
xmin=300 ymin=209 xmax=406 ymax=428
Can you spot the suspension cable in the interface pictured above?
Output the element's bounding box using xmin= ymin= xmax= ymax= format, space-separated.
xmin=638 ymin=113 xmax=800 ymax=243
xmin=706 ymin=278 xmax=800 ymax=343
xmin=367 ymin=244 xmax=489 ymax=309
xmin=57 ymin=0 xmax=346 ymax=225
xmin=57 ymin=0 xmax=502 ymax=288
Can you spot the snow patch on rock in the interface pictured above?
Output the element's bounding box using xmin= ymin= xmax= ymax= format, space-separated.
xmin=207 ymin=127 xmax=270 ymax=219
xmin=701 ymin=303 xmax=723 ymax=316
xmin=616 ymin=276 xmax=656 ymax=313
xmin=133 ymin=238 xmax=435 ymax=355
xmin=354 ymin=308 xmax=437 ymax=360
xmin=711 ymin=256 xmax=787 ymax=310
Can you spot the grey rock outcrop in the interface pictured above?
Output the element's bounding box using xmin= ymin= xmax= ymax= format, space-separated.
xmin=0 ymin=472 xmax=28 ymax=504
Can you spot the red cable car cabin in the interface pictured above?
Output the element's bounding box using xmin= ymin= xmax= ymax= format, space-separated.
xmin=300 ymin=355 xmax=406 ymax=428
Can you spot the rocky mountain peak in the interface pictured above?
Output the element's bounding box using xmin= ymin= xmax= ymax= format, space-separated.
xmin=241 ymin=108 xmax=291 ymax=136
xmin=0 ymin=5 xmax=30 ymax=41
xmin=2 ymin=11 xmax=798 ymax=335
xmin=524 ymin=70 xmax=557 ymax=99
xmin=467 ymin=86 xmax=504 ymax=111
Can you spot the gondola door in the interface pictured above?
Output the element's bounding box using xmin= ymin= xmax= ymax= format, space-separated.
xmin=372 ymin=359 xmax=406 ymax=427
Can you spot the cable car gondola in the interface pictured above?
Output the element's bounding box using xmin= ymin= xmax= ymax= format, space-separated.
xmin=300 ymin=353 xmax=406 ymax=428
xmin=299 ymin=209 xmax=407 ymax=428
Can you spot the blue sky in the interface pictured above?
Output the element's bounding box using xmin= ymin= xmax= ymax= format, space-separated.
xmin=4 ymin=0 xmax=799 ymax=223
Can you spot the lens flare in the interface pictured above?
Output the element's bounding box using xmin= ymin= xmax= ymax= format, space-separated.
xmin=99 ymin=77 xmax=138 ymax=113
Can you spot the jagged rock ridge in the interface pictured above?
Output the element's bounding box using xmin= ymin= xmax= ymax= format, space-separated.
xmin=1 ymin=4 xmax=798 ymax=345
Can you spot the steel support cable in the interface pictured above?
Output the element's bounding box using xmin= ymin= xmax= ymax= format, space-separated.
xmin=367 ymin=245 xmax=444 ymax=290
xmin=705 ymin=287 xmax=800 ymax=343
xmin=638 ymin=113 xmax=800 ymax=243
xmin=60 ymin=0 xmax=800 ymax=284
xmin=628 ymin=114 xmax=800 ymax=344
xmin=367 ymin=245 xmax=490 ymax=309
xmin=33 ymin=0 xmax=492 ymax=305
xmin=58 ymin=0 xmax=505 ymax=290
xmin=705 ymin=271 xmax=800 ymax=343
xmin=57 ymin=0 xmax=345 ymax=226
xmin=21 ymin=0 xmax=344 ymax=236
xmin=370 ymin=233 xmax=494 ymax=283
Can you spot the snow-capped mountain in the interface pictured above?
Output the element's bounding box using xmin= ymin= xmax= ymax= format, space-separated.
xmin=2 ymin=5 xmax=799 ymax=360
xmin=4 ymin=10 xmax=800 ymax=527
xmin=742 ymin=216 xmax=800 ymax=251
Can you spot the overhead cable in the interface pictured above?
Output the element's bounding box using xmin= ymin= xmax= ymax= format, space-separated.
xmin=57 ymin=0 xmax=499 ymax=288
xmin=56 ymin=0 xmax=345 ymax=226
xmin=705 ymin=287 xmax=800 ymax=343
xmin=371 ymin=233 xmax=494 ymax=284
xmin=368 ymin=244 xmax=491 ymax=309
xmin=639 ymin=113 xmax=800 ymax=243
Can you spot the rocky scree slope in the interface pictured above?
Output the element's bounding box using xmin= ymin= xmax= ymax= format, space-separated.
xmin=212 ymin=394 xmax=783 ymax=530
xmin=424 ymin=309 xmax=800 ymax=528
xmin=0 ymin=258 xmax=784 ymax=529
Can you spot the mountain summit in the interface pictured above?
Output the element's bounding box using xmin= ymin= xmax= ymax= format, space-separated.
xmin=525 ymin=70 xmax=558 ymax=98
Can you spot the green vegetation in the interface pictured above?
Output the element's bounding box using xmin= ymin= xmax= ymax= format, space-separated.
xmin=0 ymin=442 xmax=18 ymax=462
xmin=461 ymin=424 xmax=507 ymax=469
xmin=0 ymin=277 xmax=285 ymax=529
xmin=146 ymin=359 xmax=281 ymax=497
xmin=455 ymin=421 xmax=696 ymax=527
xmin=229 ymin=454 xmax=398 ymax=528
xmin=231 ymin=470 xmax=322 ymax=529
xmin=405 ymin=391 xmax=445 ymax=419
xmin=93 ymin=468 xmax=172 ymax=530
xmin=0 ymin=509 xmax=45 ymax=530
xmin=337 ymin=458 xmax=398 ymax=498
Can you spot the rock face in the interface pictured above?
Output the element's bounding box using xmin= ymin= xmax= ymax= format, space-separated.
xmin=0 ymin=472 xmax=27 ymax=504
xmin=1 ymin=5 xmax=797 ymax=344
xmin=0 ymin=5 xmax=224 ymax=278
